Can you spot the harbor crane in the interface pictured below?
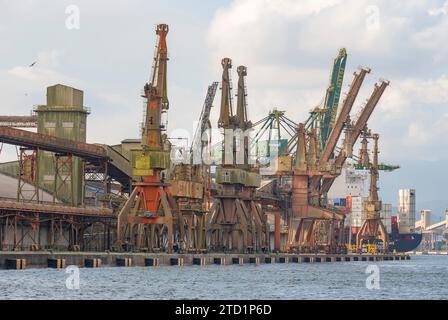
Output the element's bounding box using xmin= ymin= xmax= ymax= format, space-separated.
xmin=117 ymin=24 xmax=183 ymax=252
xmin=167 ymin=82 xmax=219 ymax=251
xmin=206 ymin=59 xmax=269 ymax=253
xmin=356 ymin=133 xmax=389 ymax=251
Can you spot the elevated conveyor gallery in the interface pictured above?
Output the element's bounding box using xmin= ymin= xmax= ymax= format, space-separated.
xmin=0 ymin=127 xmax=133 ymax=189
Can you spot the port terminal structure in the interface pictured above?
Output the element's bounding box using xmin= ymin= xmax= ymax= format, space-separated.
xmin=0 ymin=23 xmax=397 ymax=256
xmin=415 ymin=210 xmax=448 ymax=252
xmin=0 ymin=251 xmax=410 ymax=270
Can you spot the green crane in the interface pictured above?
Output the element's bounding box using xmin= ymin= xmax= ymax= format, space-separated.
xmin=318 ymin=48 xmax=348 ymax=149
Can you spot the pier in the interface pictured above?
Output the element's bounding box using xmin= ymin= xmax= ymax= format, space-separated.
xmin=0 ymin=252 xmax=410 ymax=269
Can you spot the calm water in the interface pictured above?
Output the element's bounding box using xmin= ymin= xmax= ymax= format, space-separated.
xmin=0 ymin=255 xmax=447 ymax=300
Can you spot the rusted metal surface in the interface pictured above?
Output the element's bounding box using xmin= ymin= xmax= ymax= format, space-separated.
xmin=356 ymin=134 xmax=388 ymax=251
xmin=207 ymin=59 xmax=269 ymax=253
xmin=116 ymin=24 xmax=181 ymax=253
xmin=0 ymin=198 xmax=114 ymax=217
xmin=319 ymin=68 xmax=370 ymax=164
xmin=0 ymin=127 xmax=133 ymax=190
xmin=0 ymin=116 xmax=37 ymax=128
xmin=0 ymin=127 xmax=107 ymax=161
xmin=320 ymin=80 xmax=390 ymax=194
xmin=0 ymin=203 xmax=114 ymax=251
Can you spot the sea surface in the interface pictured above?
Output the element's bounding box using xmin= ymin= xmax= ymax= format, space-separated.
xmin=0 ymin=255 xmax=447 ymax=300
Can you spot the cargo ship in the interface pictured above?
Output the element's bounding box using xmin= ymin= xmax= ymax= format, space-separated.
xmin=348 ymin=216 xmax=422 ymax=252
xmin=388 ymin=216 xmax=422 ymax=252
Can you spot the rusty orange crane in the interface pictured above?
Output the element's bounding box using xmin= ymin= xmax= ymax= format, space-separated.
xmin=286 ymin=67 xmax=389 ymax=254
xmin=117 ymin=24 xmax=183 ymax=252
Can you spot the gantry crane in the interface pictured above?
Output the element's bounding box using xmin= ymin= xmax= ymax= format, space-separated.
xmin=287 ymin=63 xmax=391 ymax=253
xmin=287 ymin=122 xmax=347 ymax=253
xmin=285 ymin=68 xmax=370 ymax=252
xmin=206 ymin=59 xmax=269 ymax=253
xmin=356 ymin=133 xmax=389 ymax=251
xmin=116 ymin=24 xmax=183 ymax=252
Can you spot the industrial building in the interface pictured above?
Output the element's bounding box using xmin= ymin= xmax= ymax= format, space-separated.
xmin=415 ymin=209 xmax=448 ymax=252
xmin=398 ymin=189 xmax=416 ymax=234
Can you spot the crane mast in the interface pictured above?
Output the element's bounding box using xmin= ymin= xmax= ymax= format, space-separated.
xmin=236 ymin=66 xmax=248 ymax=129
xmin=143 ymin=24 xmax=169 ymax=152
xmin=218 ymin=58 xmax=233 ymax=129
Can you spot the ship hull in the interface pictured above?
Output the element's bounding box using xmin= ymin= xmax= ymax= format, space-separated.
xmin=388 ymin=232 xmax=422 ymax=253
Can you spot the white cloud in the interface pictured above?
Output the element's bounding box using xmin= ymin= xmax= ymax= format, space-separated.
xmin=428 ymin=1 xmax=448 ymax=16
xmin=207 ymin=0 xmax=448 ymax=164
xmin=1 ymin=0 xmax=448 ymax=202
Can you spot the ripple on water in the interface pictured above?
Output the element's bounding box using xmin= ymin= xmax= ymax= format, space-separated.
xmin=0 ymin=255 xmax=447 ymax=299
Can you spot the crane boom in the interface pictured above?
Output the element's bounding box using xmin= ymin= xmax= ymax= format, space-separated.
xmin=319 ymin=48 xmax=348 ymax=148
xmin=151 ymin=24 xmax=169 ymax=110
xmin=319 ymin=67 xmax=370 ymax=165
xmin=335 ymin=80 xmax=389 ymax=167
xmin=191 ymin=82 xmax=218 ymax=164
xmin=142 ymin=24 xmax=169 ymax=151
xmin=321 ymin=80 xmax=389 ymax=194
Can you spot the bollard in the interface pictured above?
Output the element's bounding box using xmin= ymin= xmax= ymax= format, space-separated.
xmin=232 ymin=257 xmax=244 ymax=265
xmin=145 ymin=258 xmax=159 ymax=267
xmin=170 ymin=258 xmax=184 ymax=266
xmin=85 ymin=258 xmax=101 ymax=268
xmin=193 ymin=257 xmax=206 ymax=266
xmin=249 ymin=257 xmax=260 ymax=265
xmin=213 ymin=257 xmax=225 ymax=265
xmin=116 ymin=258 xmax=132 ymax=267
xmin=48 ymin=258 xmax=66 ymax=269
xmin=264 ymin=257 xmax=273 ymax=264
xmin=5 ymin=259 xmax=26 ymax=270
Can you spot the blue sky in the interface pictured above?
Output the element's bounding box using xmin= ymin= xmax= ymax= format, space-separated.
xmin=1 ymin=0 xmax=447 ymax=215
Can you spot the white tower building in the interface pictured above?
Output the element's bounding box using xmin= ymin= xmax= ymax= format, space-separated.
xmin=398 ymin=189 xmax=416 ymax=234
